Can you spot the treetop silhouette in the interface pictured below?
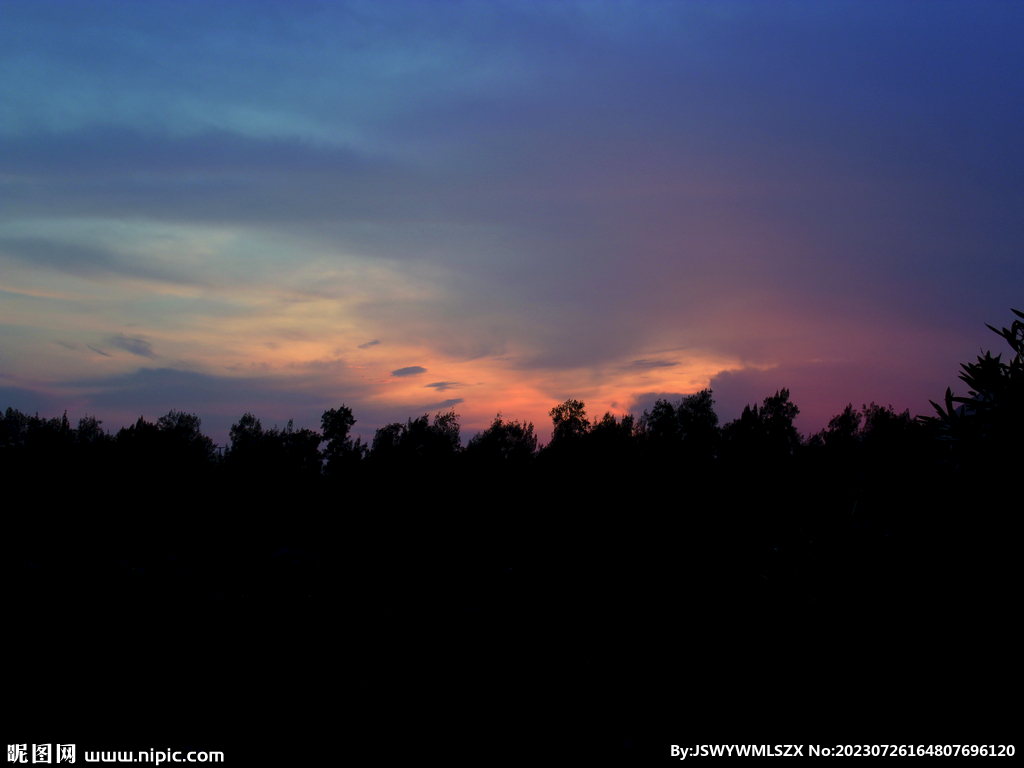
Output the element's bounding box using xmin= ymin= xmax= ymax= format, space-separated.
xmin=921 ymin=308 xmax=1023 ymax=469
xmin=548 ymin=399 xmax=590 ymax=445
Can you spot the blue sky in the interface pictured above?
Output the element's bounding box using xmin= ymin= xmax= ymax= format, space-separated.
xmin=2 ymin=0 xmax=1022 ymax=444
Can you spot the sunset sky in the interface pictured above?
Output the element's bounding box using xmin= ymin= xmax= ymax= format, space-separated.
xmin=2 ymin=0 xmax=1022 ymax=446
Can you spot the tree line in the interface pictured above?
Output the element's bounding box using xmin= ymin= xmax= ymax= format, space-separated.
xmin=3 ymin=308 xmax=1020 ymax=518
xmin=7 ymin=309 xmax=1019 ymax=753
xmin=0 ymin=387 xmax=926 ymax=474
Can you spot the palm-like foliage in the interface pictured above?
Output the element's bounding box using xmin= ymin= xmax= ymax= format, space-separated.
xmin=922 ymin=309 xmax=1024 ymax=455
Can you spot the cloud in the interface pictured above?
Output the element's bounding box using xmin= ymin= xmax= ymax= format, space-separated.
xmin=626 ymin=391 xmax=688 ymax=419
xmin=0 ymin=384 xmax=71 ymax=418
xmin=63 ymin=367 xmax=321 ymax=408
xmin=0 ymin=129 xmax=416 ymax=228
xmin=358 ymin=340 xmax=381 ymax=349
xmin=425 ymin=381 xmax=460 ymax=391
xmin=627 ymin=359 xmax=678 ymax=370
xmin=431 ymin=398 xmax=464 ymax=410
xmin=0 ymin=236 xmax=192 ymax=285
xmin=390 ymin=366 xmax=426 ymax=377
xmin=106 ymin=334 xmax=156 ymax=358
xmin=86 ymin=345 xmax=111 ymax=357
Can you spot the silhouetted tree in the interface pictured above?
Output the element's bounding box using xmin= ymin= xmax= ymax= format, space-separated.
xmin=370 ymin=421 xmax=405 ymax=459
xmin=548 ymin=399 xmax=590 ymax=446
xmin=721 ymin=388 xmax=800 ymax=461
xmin=466 ymin=413 xmax=537 ymax=465
xmin=860 ymin=402 xmax=915 ymax=447
xmin=638 ymin=399 xmax=680 ymax=455
xmin=321 ymin=405 xmax=364 ymax=475
xmin=228 ymin=412 xmax=264 ymax=463
xmin=157 ymin=410 xmax=216 ymax=462
xmin=1 ymin=407 xmax=31 ymax=448
xmin=370 ymin=409 xmax=462 ymax=466
xmin=677 ymin=389 xmax=720 ymax=461
xmin=823 ymin=403 xmax=861 ymax=448
xmin=589 ymin=411 xmax=637 ymax=463
xmin=432 ymin=409 xmax=462 ymax=454
xmin=636 ymin=389 xmax=720 ymax=462
xmin=116 ymin=415 xmax=161 ymax=452
xmin=922 ymin=308 xmax=1024 ymax=457
xmin=76 ymin=414 xmax=107 ymax=445
xmin=720 ymin=403 xmax=761 ymax=461
xmin=914 ymin=309 xmax=1022 ymax=625
xmin=276 ymin=419 xmax=323 ymax=477
xmin=760 ymin=388 xmax=801 ymax=454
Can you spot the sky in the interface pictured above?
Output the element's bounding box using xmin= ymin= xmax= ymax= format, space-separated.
xmin=2 ymin=0 xmax=1022 ymax=446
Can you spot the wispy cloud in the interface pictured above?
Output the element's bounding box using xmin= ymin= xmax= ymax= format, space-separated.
xmin=87 ymin=345 xmax=112 ymax=357
xmin=358 ymin=340 xmax=381 ymax=349
xmin=0 ymin=236 xmax=194 ymax=286
xmin=431 ymin=398 xmax=464 ymax=409
xmin=106 ymin=334 xmax=156 ymax=358
xmin=391 ymin=366 xmax=426 ymax=377
xmin=425 ymin=381 xmax=460 ymax=391
xmin=628 ymin=359 xmax=679 ymax=370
